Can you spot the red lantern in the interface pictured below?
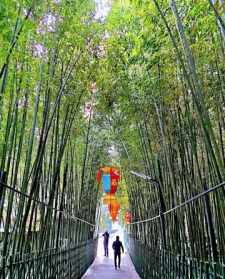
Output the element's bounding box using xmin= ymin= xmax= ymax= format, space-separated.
xmin=125 ymin=211 xmax=132 ymax=224
xmin=97 ymin=166 xmax=120 ymax=194
xmin=110 ymin=167 xmax=120 ymax=180
xmin=108 ymin=199 xmax=120 ymax=222
xmin=109 ymin=167 xmax=120 ymax=194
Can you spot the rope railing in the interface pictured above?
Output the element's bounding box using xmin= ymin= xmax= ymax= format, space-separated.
xmin=130 ymin=170 xmax=158 ymax=183
xmin=127 ymin=171 xmax=225 ymax=278
xmin=0 ymin=180 xmax=95 ymax=227
xmin=129 ymin=171 xmax=225 ymax=225
xmin=126 ymin=234 xmax=225 ymax=279
xmin=0 ymin=238 xmax=98 ymax=279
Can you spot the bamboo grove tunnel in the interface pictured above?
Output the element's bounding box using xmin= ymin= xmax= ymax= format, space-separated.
xmin=0 ymin=0 xmax=225 ymax=278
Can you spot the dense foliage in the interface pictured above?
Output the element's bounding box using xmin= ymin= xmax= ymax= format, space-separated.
xmin=94 ymin=0 xmax=225 ymax=262
xmin=0 ymin=0 xmax=102 ymax=264
xmin=0 ymin=0 xmax=224 ymax=275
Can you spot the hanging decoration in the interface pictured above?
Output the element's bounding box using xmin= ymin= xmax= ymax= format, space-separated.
xmin=96 ymin=166 xmax=120 ymax=194
xmin=102 ymin=173 xmax=111 ymax=193
xmin=102 ymin=166 xmax=111 ymax=174
xmin=124 ymin=211 xmax=132 ymax=224
xmin=96 ymin=166 xmax=121 ymax=221
xmin=110 ymin=167 xmax=120 ymax=179
xmin=108 ymin=198 xmax=120 ymax=222
xmin=102 ymin=194 xmax=116 ymax=205
xmin=109 ymin=167 xmax=120 ymax=194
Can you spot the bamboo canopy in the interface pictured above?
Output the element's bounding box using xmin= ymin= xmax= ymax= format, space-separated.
xmin=0 ymin=0 xmax=225 ymax=278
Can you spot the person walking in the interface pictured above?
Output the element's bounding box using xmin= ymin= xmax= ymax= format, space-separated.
xmin=112 ymin=235 xmax=124 ymax=269
xmin=102 ymin=231 xmax=110 ymax=257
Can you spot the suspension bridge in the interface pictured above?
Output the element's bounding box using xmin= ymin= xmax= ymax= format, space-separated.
xmin=0 ymin=175 xmax=225 ymax=278
xmin=1 ymin=0 xmax=225 ymax=278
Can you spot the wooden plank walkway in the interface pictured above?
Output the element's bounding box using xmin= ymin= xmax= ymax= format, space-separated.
xmin=82 ymin=253 xmax=140 ymax=279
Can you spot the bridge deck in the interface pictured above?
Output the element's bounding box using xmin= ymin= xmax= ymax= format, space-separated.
xmin=82 ymin=253 xmax=140 ymax=279
xmin=82 ymin=224 xmax=140 ymax=279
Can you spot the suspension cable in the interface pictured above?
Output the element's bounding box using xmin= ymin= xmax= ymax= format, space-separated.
xmin=128 ymin=180 xmax=225 ymax=225
xmin=0 ymin=181 xmax=95 ymax=227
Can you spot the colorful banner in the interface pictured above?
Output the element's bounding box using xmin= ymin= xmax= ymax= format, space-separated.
xmin=102 ymin=166 xmax=111 ymax=173
xmin=109 ymin=167 xmax=120 ymax=194
xmin=102 ymin=174 xmax=111 ymax=193
xmin=108 ymin=199 xmax=120 ymax=222
xmin=125 ymin=211 xmax=132 ymax=224
xmin=102 ymin=194 xmax=116 ymax=205
xmin=110 ymin=167 xmax=120 ymax=180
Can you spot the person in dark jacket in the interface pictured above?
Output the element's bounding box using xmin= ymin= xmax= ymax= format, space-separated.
xmin=102 ymin=231 xmax=110 ymax=256
xmin=112 ymin=236 xmax=124 ymax=269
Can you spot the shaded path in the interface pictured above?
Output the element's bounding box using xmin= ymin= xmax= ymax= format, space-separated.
xmin=82 ymin=222 xmax=140 ymax=279
xmin=82 ymin=253 xmax=140 ymax=279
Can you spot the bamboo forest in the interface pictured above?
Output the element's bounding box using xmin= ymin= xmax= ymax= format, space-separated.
xmin=0 ymin=0 xmax=225 ymax=278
